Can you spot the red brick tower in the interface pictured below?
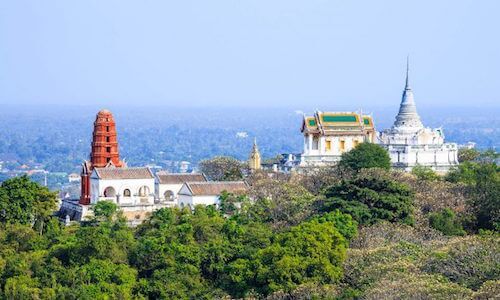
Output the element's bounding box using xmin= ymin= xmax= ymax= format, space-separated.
xmin=80 ymin=109 xmax=124 ymax=205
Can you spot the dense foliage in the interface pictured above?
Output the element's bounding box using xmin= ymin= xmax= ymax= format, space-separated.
xmin=320 ymin=171 xmax=414 ymax=225
xmin=0 ymin=151 xmax=498 ymax=299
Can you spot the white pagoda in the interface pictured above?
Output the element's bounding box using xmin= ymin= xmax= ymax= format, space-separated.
xmin=379 ymin=60 xmax=458 ymax=173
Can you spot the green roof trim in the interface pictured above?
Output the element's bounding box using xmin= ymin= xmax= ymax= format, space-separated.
xmin=308 ymin=119 xmax=317 ymax=126
xmin=363 ymin=118 xmax=371 ymax=125
xmin=322 ymin=115 xmax=357 ymax=123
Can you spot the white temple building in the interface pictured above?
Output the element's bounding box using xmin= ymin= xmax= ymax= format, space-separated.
xmin=379 ymin=60 xmax=458 ymax=173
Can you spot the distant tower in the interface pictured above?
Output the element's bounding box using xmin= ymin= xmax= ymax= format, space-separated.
xmin=249 ymin=138 xmax=262 ymax=171
xmin=80 ymin=109 xmax=124 ymax=205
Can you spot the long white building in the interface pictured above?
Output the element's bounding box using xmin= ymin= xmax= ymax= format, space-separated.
xmin=379 ymin=61 xmax=458 ymax=173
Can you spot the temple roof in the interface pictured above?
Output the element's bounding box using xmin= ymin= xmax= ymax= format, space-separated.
xmin=181 ymin=181 xmax=248 ymax=196
xmin=301 ymin=111 xmax=374 ymax=133
xmin=93 ymin=167 xmax=154 ymax=180
xmin=156 ymin=172 xmax=207 ymax=184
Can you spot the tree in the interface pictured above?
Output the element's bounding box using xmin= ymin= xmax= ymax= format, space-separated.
xmin=428 ymin=208 xmax=466 ymax=236
xmin=254 ymin=218 xmax=348 ymax=295
xmin=0 ymin=175 xmax=58 ymax=233
xmin=458 ymin=148 xmax=480 ymax=163
xmin=247 ymin=178 xmax=315 ymax=228
xmin=199 ymin=156 xmax=244 ymax=181
xmin=446 ymin=162 xmax=499 ymax=231
xmin=339 ymin=143 xmax=391 ymax=172
xmin=92 ymin=200 xmax=119 ymax=222
xmin=320 ymin=171 xmax=414 ymax=225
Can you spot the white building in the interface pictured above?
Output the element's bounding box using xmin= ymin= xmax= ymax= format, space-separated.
xmin=379 ymin=61 xmax=458 ymax=173
xmin=155 ymin=172 xmax=207 ymax=203
xmin=300 ymin=111 xmax=376 ymax=167
xmin=178 ymin=181 xmax=248 ymax=209
xmin=90 ymin=167 xmax=156 ymax=205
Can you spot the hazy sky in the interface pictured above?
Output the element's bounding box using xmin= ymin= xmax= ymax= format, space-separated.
xmin=0 ymin=0 xmax=498 ymax=109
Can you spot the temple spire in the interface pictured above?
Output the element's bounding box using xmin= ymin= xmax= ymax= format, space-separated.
xmin=392 ymin=58 xmax=423 ymax=130
xmin=405 ymin=55 xmax=410 ymax=89
xmin=249 ymin=138 xmax=262 ymax=171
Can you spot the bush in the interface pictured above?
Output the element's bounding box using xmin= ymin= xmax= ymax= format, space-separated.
xmin=429 ymin=209 xmax=466 ymax=236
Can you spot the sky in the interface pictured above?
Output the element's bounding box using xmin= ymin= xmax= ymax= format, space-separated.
xmin=0 ymin=0 xmax=499 ymax=109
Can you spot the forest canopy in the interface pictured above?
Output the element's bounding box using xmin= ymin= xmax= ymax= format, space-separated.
xmin=0 ymin=153 xmax=498 ymax=299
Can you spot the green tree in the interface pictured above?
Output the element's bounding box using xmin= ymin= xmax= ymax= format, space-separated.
xmin=321 ymin=171 xmax=414 ymax=225
xmin=339 ymin=143 xmax=391 ymax=172
xmin=0 ymin=175 xmax=58 ymax=233
xmin=92 ymin=200 xmax=119 ymax=222
xmin=254 ymin=218 xmax=348 ymax=295
xmin=199 ymin=156 xmax=244 ymax=181
xmin=446 ymin=162 xmax=499 ymax=231
xmin=428 ymin=208 xmax=466 ymax=236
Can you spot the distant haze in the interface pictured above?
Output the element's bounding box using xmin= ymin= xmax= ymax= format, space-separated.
xmin=0 ymin=1 xmax=499 ymax=108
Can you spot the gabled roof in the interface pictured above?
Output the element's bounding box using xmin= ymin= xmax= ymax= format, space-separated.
xmin=156 ymin=172 xmax=207 ymax=184
xmin=181 ymin=181 xmax=248 ymax=196
xmin=93 ymin=167 xmax=154 ymax=180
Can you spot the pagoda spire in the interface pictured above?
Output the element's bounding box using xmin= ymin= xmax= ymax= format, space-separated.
xmin=405 ymin=55 xmax=410 ymax=89
xmin=392 ymin=57 xmax=423 ymax=130
xmin=249 ymin=138 xmax=262 ymax=171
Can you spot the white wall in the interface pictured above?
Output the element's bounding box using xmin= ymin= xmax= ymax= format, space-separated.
xmin=156 ymin=183 xmax=183 ymax=202
xmin=90 ymin=177 xmax=155 ymax=206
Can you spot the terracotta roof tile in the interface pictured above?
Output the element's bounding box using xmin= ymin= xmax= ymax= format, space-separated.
xmin=184 ymin=181 xmax=248 ymax=196
xmin=156 ymin=173 xmax=207 ymax=184
xmin=94 ymin=167 xmax=154 ymax=179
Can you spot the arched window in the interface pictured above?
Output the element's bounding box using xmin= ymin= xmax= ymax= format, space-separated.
xmin=104 ymin=186 xmax=116 ymax=197
xmin=164 ymin=190 xmax=175 ymax=201
xmin=123 ymin=189 xmax=131 ymax=197
xmin=138 ymin=186 xmax=150 ymax=197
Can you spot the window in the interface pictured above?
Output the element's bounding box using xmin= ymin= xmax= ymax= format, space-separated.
xmin=138 ymin=186 xmax=150 ymax=197
xmin=106 ymin=126 xmax=110 ymax=132
xmin=340 ymin=140 xmax=346 ymax=152
xmin=325 ymin=140 xmax=331 ymax=151
xmin=353 ymin=140 xmax=359 ymax=148
xmin=164 ymin=190 xmax=175 ymax=201
xmin=106 ymin=136 xmax=110 ymax=142
xmin=312 ymin=136 xmax=319 ymax=150
xmin=104 ymin=186 xmax=116 ymax=197
xmin=106 ymin=147 xmax=111 ymax=153
xmin=123 ymin=189 xmax=131 ymax=197
xmin=107 ymin=158 xmax=111 ymax=163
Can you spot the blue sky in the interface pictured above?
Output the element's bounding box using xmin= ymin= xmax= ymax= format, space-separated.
xmin=0 ymin=0 xmax=498 ymax=108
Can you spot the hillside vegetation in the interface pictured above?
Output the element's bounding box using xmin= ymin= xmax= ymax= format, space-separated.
xmin=0 ymin=146 xmax=498 ymax=299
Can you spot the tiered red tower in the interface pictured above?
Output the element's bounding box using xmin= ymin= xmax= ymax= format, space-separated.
xmin=80 ymin=109 xmax=124 ymax=205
